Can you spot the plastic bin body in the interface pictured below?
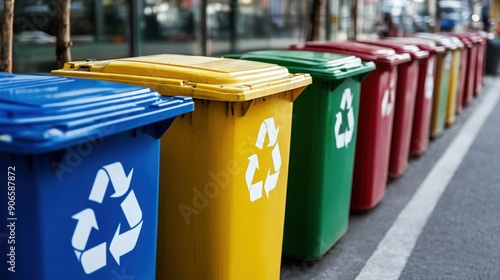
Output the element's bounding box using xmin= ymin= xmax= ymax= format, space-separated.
xmin=290 ymin=42 xmax=410 ymax=211
xmin=434 ymin=52 xmax=452 ymax=135
xmin=465 ymin=43 xmax=478 ymax=103
xmin=0 ymin=74 xmax=194 ymax=280
xmin=445 ymin=48 xmax=460 ymax=125
xmin=460 ymin=33 xmax=481 ymax=105
xmin=475 ymin=31 xmax=489 ymax=95
xmin=456 ymin=44 xmax=468 ymax=113
xmin=386 ymin=38 xmax=446 ymax=156
xmin=358 ymin=40 xmax=429 ymax=178
xmin=446 ymin=32 xmax=482 ymax=108
xmin=444 ymin=37 xmax=464 ymax=126
xmin=412 ymin=33 xmax=456 ymax=138
xmin=445 ymin=35 xmax=469 ymax=114
xmin=234 ymin=50 xmax=375 ymax=259
xmin=462 ymin=43 xmax=479 ymax=107
xmin=52 ymin=55 xmax=311 ymax=280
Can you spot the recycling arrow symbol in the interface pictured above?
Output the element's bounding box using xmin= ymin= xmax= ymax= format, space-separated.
xmin=334 ymin=88 xmax=355 ymax=149
xmin=381 ymin=75 xmax=396 ymax=118
xmin=245 ymin=117 xmax=281 ymax=202
xmin=71 ymin=162 xmax=143 ymax=274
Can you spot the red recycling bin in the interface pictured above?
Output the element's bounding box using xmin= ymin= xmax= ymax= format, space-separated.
xmin=442 ymin=33 xmax=471 ymax=114
xmin=445 ymin=32 xmax=481 ymax=109
xmin=290 ymin=41 xmax=410 ymax=211
xmin=474 ymin=32 xmax=488 ymax=96
xmin=386 ymin=37 xmax=446 ymax=156
xmin=358 ymin=39 xmax=429 ymax=178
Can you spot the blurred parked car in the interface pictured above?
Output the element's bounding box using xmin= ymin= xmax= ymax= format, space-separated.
xmin=413 ymin=12 xmax=435 ymax=32
xmin=14 ymin=0 xmax=92 ymax=36
xmin=439 ymin=0 xmax=471 ymax=31
xmin=14 ymin=30 xmax=56 ymax=44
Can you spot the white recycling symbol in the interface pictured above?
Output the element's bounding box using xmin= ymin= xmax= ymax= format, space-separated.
xmin=381 ymin=75 xmax=396 ymax=117
xmin=71 ymin=162 xmax=143 ymax=274
xmin=334 ymin=88 xmax=355 ymax=149
xmin=245 ymin=117 xmax=281 ymax=202
xmin=424 ymin=57 xmax=435 ymax=100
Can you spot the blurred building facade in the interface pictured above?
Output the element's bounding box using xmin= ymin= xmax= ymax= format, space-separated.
xmin=0 ymin=0 xmax=495 ymax=72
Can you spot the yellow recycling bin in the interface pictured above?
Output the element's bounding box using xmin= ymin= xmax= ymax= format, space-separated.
xmin=444 ymin=36 xmax=464 ymax=126
xmin=52 ymin=54 xmax=312 ymax=280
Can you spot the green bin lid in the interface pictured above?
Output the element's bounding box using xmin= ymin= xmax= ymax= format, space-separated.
xmin=237 ymin=50 xmax=375 ymax=80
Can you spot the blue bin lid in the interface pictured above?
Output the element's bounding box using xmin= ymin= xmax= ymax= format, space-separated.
xmin=0 ymin=73 xmax=194 ymax=154
xmin=0 ymin=72 xmax=64 ymax=87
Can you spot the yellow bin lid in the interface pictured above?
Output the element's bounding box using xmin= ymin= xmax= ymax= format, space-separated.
xmin=52 ymin=54 xmax=312 ymax=102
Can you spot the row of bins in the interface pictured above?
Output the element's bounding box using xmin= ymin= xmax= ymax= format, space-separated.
xmin=0 ymin=31 xmax=489 ymax=279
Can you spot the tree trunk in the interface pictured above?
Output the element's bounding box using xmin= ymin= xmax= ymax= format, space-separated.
xmin=56 ymin=0 xmax=72 ymax=69
xmin=1 ymin=0 xmax=15 ymax=72
xmin=433 ymin=0 xmax=441 ymax=33
xmin=307 ymin=0 xmax=325 ymax=41
xmin=349 ymin=0 xmax=357 ymax=40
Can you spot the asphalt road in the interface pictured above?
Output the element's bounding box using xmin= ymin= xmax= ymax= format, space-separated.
xmin=280 ymin=75 xmax=500 ymax=280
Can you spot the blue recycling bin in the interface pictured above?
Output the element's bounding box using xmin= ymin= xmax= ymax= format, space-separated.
xmin=0 ymin=73 xmax=194 ymax=279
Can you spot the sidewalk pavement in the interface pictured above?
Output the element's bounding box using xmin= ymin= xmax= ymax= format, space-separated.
xmin=280 ymin=74 xmax=500 ymax=280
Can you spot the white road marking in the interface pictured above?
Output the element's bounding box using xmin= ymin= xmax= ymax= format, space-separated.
xmin=355 ymin=85 xmax=500 ymax=280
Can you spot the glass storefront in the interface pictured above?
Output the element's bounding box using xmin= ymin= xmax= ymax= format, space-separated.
xmin=141 ymin=0 xmax=201 ymax=55
xmin=11 ymin=0 xmax=131 ymax=72
xmin=5 ymin=0 xmax=348 ymax=73
xmin=139 ymin=0 xmax=309 ymax=56
xmin=324 ymin=0 xmax=352 ymax=41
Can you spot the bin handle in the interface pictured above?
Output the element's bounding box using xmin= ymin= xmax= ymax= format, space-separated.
xmin=0 ymin=134 xmax=12 ymax=143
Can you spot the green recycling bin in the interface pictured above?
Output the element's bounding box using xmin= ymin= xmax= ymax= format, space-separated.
xmin=235 ymin=50 xmax=375 ymax=259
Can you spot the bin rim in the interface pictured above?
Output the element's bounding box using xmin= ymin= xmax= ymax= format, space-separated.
xmin=447 ymin=32 xmax=484 ymax=44
xmin=384 ymin=37 xmax=446 ymax=54
xmin=410 ymin=33 xmax=460 ymax=50
xmin=444 ymin=36 xmax=465 ymax=49
xmin=356 ymin=39 xmax=429 ymax=60
xmin=0 ymin=74 xmax=195 ymax=154
xmin=51 ymin=54 xmax=312 ymax=102
xmin=290 ymin=41 xmax=411 ymax=67
xmin=445 ymin=34 xmax=473 ymax=48
xmin=235 ymin=50 xmax=376 ymax=80
xmin=0 ymin=72 xmax=64 ymax=85
xmin=477 ymin=31 xmax=494 ymax=42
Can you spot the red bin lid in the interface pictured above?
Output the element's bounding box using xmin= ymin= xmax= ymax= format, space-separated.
xmin=384 ymin=37 xmax=446 ymax=54
xmin=449 ymin=32 xmax=484 ymax=44
xmin=290 ymin=41 xmax=411 ymax=67
xmin=476 ymin=31 xmax=494 ymax=42
xmin=411 ymin=33 xmax=460 ymax=50
xmin=442 ymin=33 xmax=474 ymax=48
xmin=357 ymin=39 xmax=429 ymax=60
xmin=444 ymin=35 xmax=465 ymax=49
